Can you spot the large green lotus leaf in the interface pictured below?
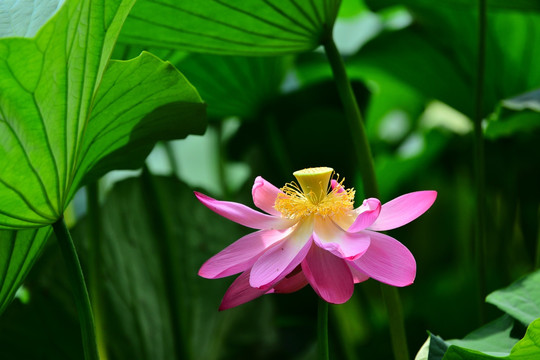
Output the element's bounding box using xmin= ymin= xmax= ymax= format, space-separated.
xmin=361 ymin=0 xmax=540 ymax=119
xmin=424 ymin=271 xmax=540 ymax=360
xmin=88 ymin=177 xmax=176 ymax=360
xmin=0 ymin=0 xmax=64 ymax=38
xmin=427 ymin=333 xmax=450 ymax=360
xmin=508 ymin=318 xmax=540 ymax=359
xmin=178 ymin=54 xmax=290 ymax=119
xmin=446 ymin=315 xmax=518 ymax=357
xmin=0 ymin=227 xmax=52 ymax=315
xmin=0 ymin=0 xmax=206 ymax=229
xmin=424 ymin=316 xmax=520 ymax=360
xmin=441 ymin=318 xmax=540 ymax=359
xmin=120 ymin=0 xmax=341 ymax=55
xmin=72 ymin=175 xmax=243 ymax=360
xmin=70 ymin=51 xmax=206 ymax=193
xmin=486 ymin=269 xmax=540 ymax=326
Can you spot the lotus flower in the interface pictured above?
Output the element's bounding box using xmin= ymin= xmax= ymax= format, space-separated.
xmin=196 ymin=167 xmax=436 ymax=310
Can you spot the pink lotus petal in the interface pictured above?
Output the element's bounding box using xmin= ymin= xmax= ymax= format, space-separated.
xmin=330 ymin=179 xmax=344 ymax=193
xmin=368 ymin=191 xmax=437 ymax=231
xmin=348 ymin=198 xmax=381 ymax=232
xmin=249 ymin=218 xmax=314 ymax=289
xmin=351 ymin=231 xmax=416 ymax=287
xmin=252 ymin=176 xmax=282 ymax=216
xmin=195 ymin=191 xmax=295 ymax=230
xmin=313 ymin=217 xmax=370 ymax=260
xmin=347 ymin=263 xmax=370 ymax=284
xmin=302 ymin=245 xmax=354 ymax=304
xmin=219 ymin=271 xmax=267 ymax=311
xmin=199 ymin=228 xmax=293 ymax=279
xmin=273 ymin=267 xmax=308 ymax=294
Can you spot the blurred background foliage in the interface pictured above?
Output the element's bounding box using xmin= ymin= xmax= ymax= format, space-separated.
xmin=1 ymin=0 xmax=540 ymax=359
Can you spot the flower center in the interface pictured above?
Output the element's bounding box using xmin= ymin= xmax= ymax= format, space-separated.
xmin=274 ymin=167 xmax=355 ymax=220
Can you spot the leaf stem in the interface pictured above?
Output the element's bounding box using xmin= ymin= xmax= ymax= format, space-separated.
xmin=86 ymin=183 xmax=108 ymax=359
xmin=322 ymin=35 xmax=409 ymax=360
xmin=474 ymin=0 xmax=488 ymax=323
xmin=318 ymin=298 xmax=330 ymax=360
xmin=52 ymin=217 xmax=99 ymax=360
xmin=322 ymin=36 xmax=378 ymax=198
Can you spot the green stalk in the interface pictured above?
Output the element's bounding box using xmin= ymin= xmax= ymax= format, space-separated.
xmin=322 ymin=36 xmax=378 ymax=198
xmin=323 ymin=35 xmax=409 ymax=360
xmin=52 ymin=217 xmax=99 ymax=360
xmin=318 ymin=298 xmax=330 ymax=360
xmin=381 ymin=285 xmax=409 ymax=360
xmin=86 ymin=183 xmax=108 ymax=359
xmin=474 ymin=0 xmax=488 ymax=324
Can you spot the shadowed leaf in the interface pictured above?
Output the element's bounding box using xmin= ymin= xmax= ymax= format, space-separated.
xmin=73 ymin=175 xmax=242 ymax=360
xmin=178 ymin=54 xmax=290 ymax=120
xmin=0 ymin=227 xmax=52 ymax=314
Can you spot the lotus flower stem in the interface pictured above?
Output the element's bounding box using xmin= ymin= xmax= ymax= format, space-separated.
xmin=318 ymin=298 xmax=330 ymax=360
xmin=53 ymin=217 xmax=99 ymax=360
xmin=474 ymin=0 xmax=488 ymax=323
xmin=323 ymin=35 xmax=410 ymax=360
xmin=381 ymin=285 xmax=409 ymax=360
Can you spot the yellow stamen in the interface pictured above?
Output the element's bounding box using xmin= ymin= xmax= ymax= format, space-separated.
xmin=275 ymin=167 xmax=355 ymax=220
